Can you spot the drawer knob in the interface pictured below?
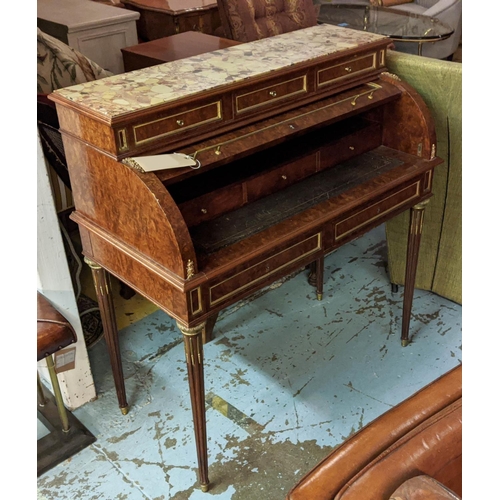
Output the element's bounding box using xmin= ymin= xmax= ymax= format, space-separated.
xmin=269 ymin=90 xmax=277 ymax=97
xmin=176 ymin=119 xmax=185 ymax=126
xmin=201 ymin=208 xmax=208 ymax=214
xmin=349 ymin=146 xmax=355 ymax=151
xmin=345 ymin=67 xmax=352 ymax=73
xmin=282 ymin=175 xmax=287 ymax=180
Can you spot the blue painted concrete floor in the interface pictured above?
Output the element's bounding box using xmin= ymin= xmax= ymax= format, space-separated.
xmin=37 ymin=225 xmax=462 ymax=500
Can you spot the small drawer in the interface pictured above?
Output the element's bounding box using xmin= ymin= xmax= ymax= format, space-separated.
xmin=179 ymin=184 xmax=244 ymax=227
xmin=133 ymin=101 xmax=222 ymax=146
xmin=319 ymin=123 xmax=382 ymax=171
xmin=235 ymin=75 xmax=307 ymax=114
xmin=246 ymin=152 xmax=319 ymax=202
xmin=334 ymin=181 xmax=421 ymax=241
xmin=209 ymin=233 xmax=322 ymax=306
xmin=317 ymin=53 xmax=377 ymax=87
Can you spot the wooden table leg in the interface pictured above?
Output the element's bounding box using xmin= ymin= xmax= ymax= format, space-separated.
xmin=401 ymin=200 xmax=429 ymax=346
xmin=307 ymin=258 xmax=324 ymax=300
xmin=85 ymin=258 xmax=129 ymax=415
xmin=176 ymin=321 xmax=210 ymax=492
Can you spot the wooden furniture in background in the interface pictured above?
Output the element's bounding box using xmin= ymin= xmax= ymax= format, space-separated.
xmin=37 ymin=0 xmax=139 ymax=74
xmin=121 ymin=31 xmax=239 ymax=72
xmin=49 ymin=25 xmax=441 ymax=491
xmin=120 ymin=0 xmax=221 ymax=41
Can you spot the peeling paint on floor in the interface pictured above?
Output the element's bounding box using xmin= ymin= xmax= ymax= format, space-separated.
xmin=38 ymin=225 xmax=462 ymax=499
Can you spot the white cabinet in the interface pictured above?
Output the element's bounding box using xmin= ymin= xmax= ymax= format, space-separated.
xmin=37 ymin=0 xmax=140 ymax=74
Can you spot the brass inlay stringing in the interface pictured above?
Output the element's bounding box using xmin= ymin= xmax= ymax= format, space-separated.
xmin=122 ymin=157 xmax=145 ymax=173
xmin=190 ymin=287 xmax=203 ymax=315
xmin=117 ymin=129 xmax=128 ymax=151
xmin=209 ymin=233 xmax=322 ymax=306
xmin=317 ymin=53 xmax=376 ymax=87
xmin=335 ymin=182 xmax=421 ymax=240
xmin=186 ymin=259 xmax=195 ymax=279
xmin=189 ymin=83 xmax=382 ymax=161
xmin=133 ymin=101 xmax=222 ymax=146
xmin=235 ymin=75 xmax=307 ymax=113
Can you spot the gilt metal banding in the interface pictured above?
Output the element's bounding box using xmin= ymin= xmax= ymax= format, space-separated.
xmin=121 ymin=157 xmax=145 ymax=173
xmin=189 ymin=83 xmax=382 ymax=161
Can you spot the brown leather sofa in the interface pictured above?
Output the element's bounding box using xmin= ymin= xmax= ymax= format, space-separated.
xmin=286 ymin=364 xmax=462 ymax=499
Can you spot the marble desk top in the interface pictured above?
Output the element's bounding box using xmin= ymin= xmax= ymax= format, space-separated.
xmin=53 ymin=24 xmax=388 ymax=120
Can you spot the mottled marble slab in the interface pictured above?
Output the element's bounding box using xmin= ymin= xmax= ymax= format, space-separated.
xmin=53 ymin=24 xmax=388 ymax=118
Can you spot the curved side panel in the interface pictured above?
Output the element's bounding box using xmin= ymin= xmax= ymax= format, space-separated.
xmin=379 ymin=72 xmax=437 ymax=161
xmin=62 ymin=136 xmax=197 ymax=278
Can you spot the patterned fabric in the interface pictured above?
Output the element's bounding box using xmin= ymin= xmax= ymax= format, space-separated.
xmin=218 ymin=0 xmax=318 ymax=42
xmin=37 ymin=28 xmax=113 ymax=94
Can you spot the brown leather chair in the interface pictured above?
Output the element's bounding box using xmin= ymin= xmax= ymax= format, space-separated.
xmin=217 ymin=0 xmax=318 ymax=42
xmin=286 ymin=364 xmax=462 ymax=499
xmin=37 ymin=291 xmax=78 ymax=432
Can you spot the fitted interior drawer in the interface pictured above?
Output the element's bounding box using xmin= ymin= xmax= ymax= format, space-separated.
xmin=334 ymin=181 xmax=421 ymax=241
xmin=246 ymin=152 xmax=319 ymax=202
xmin=209 ymin=233 xmax=322 ymax=306
xmin=317 ymin=53 xmax=377 ymax=87
xmin=179 ymin=183 xmax=244 ymax=227
xmin=235 ymin=74 xmax=308 ymax=114
xmin=132 ymin=100 xmax=222 ymax=146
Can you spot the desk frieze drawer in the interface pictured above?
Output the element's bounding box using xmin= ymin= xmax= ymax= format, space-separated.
xmin=132 ymin=101 xmax=223 ymax=146
xmin=317 ymin=53 xmax=377 ymax=87
xmin=334 ymin=181 xmax=421 ymax=241
xmin=235 ymin=74 xmax=308 ymax=114
xmin=209 ymin=233 xmax=322 ymax=306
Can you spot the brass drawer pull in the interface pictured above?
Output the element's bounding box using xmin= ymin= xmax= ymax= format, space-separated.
xmin=345 ymin=67 xmax=352 ymax=73
xmin=176 ymin=119 xmax=185 ymax=126
xmin=201 ymin=208 xmax=208 ymax=214
xmin=269 ymin=90 xmax=277 ymax=97
xmin=349 ymin=146 xmax=355 ymax=151
xmin=282 ymin=175 xmax=287 ymax=180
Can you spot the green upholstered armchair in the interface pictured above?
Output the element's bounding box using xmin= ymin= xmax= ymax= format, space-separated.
xmin=384 ymin=50 xmax=461 ymax=304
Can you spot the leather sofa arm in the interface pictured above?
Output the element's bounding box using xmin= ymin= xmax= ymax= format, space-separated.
xmin=286 ymin=365 xmax=461 ymax=500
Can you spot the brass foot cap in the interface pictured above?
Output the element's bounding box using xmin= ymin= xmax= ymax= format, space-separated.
xmin=201 ymin=483 xmax=210 ymax=493
xmin=317 ymin=293 xmax=323 ymax=301
xmin=120 ymin=406 xmax=129 ymax=415
xmin=401 ymin=339 xmax=410 ymax=347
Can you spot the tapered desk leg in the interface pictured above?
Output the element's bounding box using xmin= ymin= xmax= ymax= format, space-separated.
xmin=401 ymin=200 xmax=429 ymax=347
xmin=85 ymin=258 xmax=129 ymax=415
xmin=307 ymin=258 xmax=324 ymax=300
xmin=177 ymin=321 xmax=210 ymax=492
